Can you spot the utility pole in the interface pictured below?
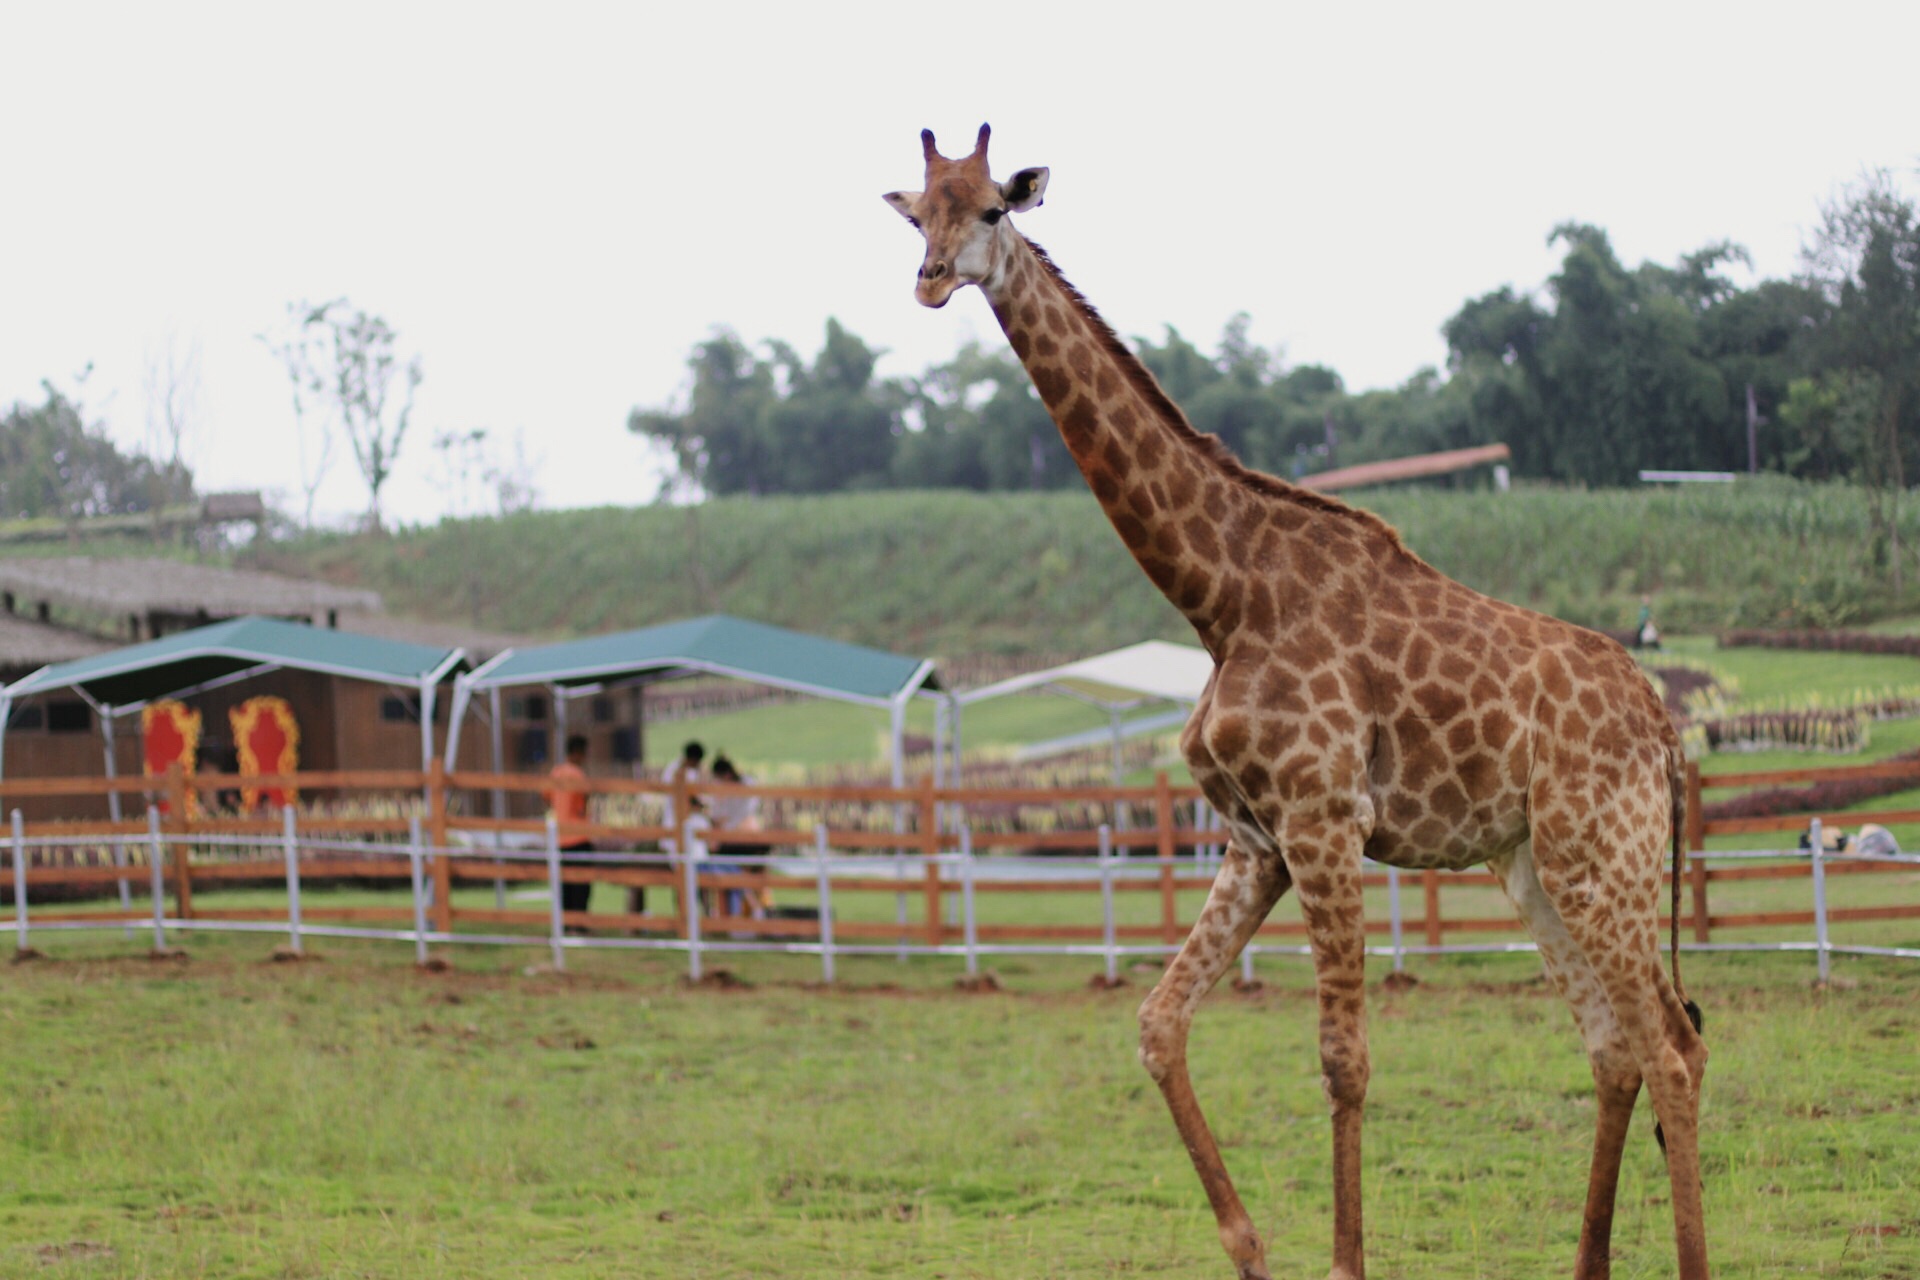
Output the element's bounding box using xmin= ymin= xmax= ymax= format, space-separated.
xmin=1745 ymin=384 xmax=1766 ymax=474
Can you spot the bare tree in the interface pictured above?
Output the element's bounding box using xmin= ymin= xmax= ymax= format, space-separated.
xmin=260 ymin=304 xmax=337 ymax=530
xmin=484 ymin=427 xmax=542 ymax=515
xmin=142 ymin=333 xmax=202 ymax=518
xmin=261 ymin=298 xmax=423 ymax=532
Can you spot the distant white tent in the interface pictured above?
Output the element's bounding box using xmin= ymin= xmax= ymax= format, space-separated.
xmin=952 ymin=640 xmax=1213 ymax=783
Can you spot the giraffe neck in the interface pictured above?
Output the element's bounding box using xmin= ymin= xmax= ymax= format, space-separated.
xmin=984 ymin=233 xmax=1344 ymax=653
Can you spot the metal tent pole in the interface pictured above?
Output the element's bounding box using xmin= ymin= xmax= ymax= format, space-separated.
xmin=101 ymin=709 xmax=134 ymax=921
xmin=10 ymin=809 xmax=26 ymax=954
xmin=1099 ymin=824 xmax=1117 ymax=985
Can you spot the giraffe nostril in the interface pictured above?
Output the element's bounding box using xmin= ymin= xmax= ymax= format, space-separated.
xmin=923 ymin=259 xmax=949 ymax=281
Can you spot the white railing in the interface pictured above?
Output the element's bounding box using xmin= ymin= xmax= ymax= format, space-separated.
xmin=7 ymin=809 xmax=1918 ymax=982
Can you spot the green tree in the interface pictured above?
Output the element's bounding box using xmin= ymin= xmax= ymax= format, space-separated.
xmin=629 ymin=330 xmax=776 ymax=495
xmin=1799 ymin=170 xmax=1920 ymax=592
xmin=764 ymin=320 xmax=900 ymax=493
xmin=631 ymin=321 xmax=904 ymax=496
xmin=895 ymin=343 xmax=1069 ymax=490
xmin=1444 ymin=227 xmax=1744 ymax=486
xmin=0 ymin=382 xmax=194 ymax=521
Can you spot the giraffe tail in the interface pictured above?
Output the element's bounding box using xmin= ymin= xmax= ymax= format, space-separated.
xmin=1656 ymin=747 xmax=1705 ymax=1160
xmin=1667 ymin=748 xmax=1702 ymax=1029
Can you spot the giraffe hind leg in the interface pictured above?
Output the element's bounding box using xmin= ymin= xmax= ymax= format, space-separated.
xmin=1489 ymin=844 xmax=1644 ymax=1280
xmin=1138 ymin=842 xmax=1292 ymax=1280
xmin=1529 ymin=848 xmax=1711 ymax=1280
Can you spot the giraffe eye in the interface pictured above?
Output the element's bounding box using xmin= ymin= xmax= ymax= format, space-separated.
xmin=981 ymin=208 xmax=1006 ymax=225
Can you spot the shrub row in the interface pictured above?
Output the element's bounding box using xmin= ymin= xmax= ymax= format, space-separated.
xmin=1695 ymin=709 xmax=1867 ymax=754
xmin=1700 ymin=748 xmax=1920 ymax=822
xmin=1719 ymin=629 xmax=1920 ymax=657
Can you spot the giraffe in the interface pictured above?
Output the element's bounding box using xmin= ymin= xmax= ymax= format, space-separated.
xmin=885 ymin=125 xmax=1709 ymax=1280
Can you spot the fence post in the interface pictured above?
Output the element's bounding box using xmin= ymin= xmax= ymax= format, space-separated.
xmin=683 ymin=837 xmax=704 ymax=983
xmin=146 ymin=808 xmax=167 ymax=951
xmin=281 ymin=806 xmax=303 ymax=957
xmin=1422 ymin=870 xmax=1442 ymax=948
xmin=109 ymin=826 xmax=133 ymax=930
xmin=10 ymin=809 xmax=27 ymax=954
xmin=1686 ymin=761 xmax=1708 ymax=943
xmin=1809 ymin=815 xmax=1830 ymax=985
xmin=1156 ymin=772 xmax=1178 ymax=948
xmin=815 ymin=824 xmax=835 ymax=985
xmin=893 ymin=847 xmax=909 ymax=964
xmin=920 ymin=775 xmax=942 ymax=950
xmin=1387 ymin=864 xmax=1405 ymax=974
xmin=545 ymin=814 xmax=566 ymax=973
xmin=960 ymin=827 xmax=978 ymax=977
xmin=1098 ymin=824 xmax=1117 ymax=985
xmin=407 ymin=815 xmax=431 ymax=968
xmin=429 ymin=758 xmax=453 ymax=935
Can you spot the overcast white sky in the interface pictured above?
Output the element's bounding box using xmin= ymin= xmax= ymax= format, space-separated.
xmin=3 ymin=2 xmax=1915 ymax=527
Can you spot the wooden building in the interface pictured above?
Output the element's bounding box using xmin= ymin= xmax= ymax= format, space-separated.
xmin=0 ymin=559 xmax=531 ymax=821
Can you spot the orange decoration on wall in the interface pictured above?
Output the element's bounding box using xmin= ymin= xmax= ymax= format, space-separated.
xmin=142 ymin=700 xmax=202 ymax=815
xmin=230 ymin=696 xmax=300 ymax=810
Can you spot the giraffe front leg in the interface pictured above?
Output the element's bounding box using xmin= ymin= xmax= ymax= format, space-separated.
xmin=1279 ymin=813 xmax=1371 ymax=1280
xmin=1138 ymin=842 xmax=1291 ymax=1280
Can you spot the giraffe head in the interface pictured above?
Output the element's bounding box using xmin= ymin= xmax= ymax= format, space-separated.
xmin=884 ymin=124 xmax=1049 ymax=308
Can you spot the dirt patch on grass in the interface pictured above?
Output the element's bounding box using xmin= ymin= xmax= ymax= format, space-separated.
xmin=37 ymin=1241 xmax=115 ymax=1263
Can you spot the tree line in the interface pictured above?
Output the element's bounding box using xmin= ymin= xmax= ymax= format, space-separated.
xmin=631 ymin=171 xmax=1920 ymax=505
xmin=0 ymin=381 xmax=194 ymax=523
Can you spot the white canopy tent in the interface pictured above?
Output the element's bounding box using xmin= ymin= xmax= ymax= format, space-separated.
xmin=951 ymin=640 xmax=1213 ymax=783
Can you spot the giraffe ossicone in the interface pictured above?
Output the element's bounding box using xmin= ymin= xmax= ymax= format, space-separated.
xmin=887 ymin=125 xmax=1711 ymax=1280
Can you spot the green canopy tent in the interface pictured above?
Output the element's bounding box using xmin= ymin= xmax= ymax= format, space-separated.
xmin=445 ymin=614 xmax=942 ymax=788
xmin=0 ymin=615 xmax=466 ymax=810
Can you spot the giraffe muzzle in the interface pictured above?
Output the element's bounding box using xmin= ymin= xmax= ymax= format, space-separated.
xmin=914 ymin=261 xmax=960 ymax=308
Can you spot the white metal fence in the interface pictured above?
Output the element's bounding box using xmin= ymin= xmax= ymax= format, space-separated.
xmin=8 ymin=810 xmax=1918 ymax=984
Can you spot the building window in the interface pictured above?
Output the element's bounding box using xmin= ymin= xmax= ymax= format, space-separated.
xmin=6 ymin=704 xmax=45 ymax=732
xmin=380 ymin=695 xmax=422 ymax=723
xmin=516 ymin=727 xmax=549 ymax=766
xmin=592 ymin=695 xmax=616 ymax=724
xmin=507 ymin=694 xmax=547 ymax=722
xmin=46 ymin=700 xmax=91 ymax=733
xmin=610 ymin=727 xmax=639 ymax=763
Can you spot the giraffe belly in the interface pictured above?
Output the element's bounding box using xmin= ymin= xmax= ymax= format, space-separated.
xmin=1363 ymin=784 xmax=1531 ymax=872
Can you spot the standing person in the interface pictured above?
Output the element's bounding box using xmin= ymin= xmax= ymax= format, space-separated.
xmin=661 ymin=740 xmax=706 ymax=848
xmin=635 ymin=741 xmax=707 ymax=919
xmin=708 ymin=754 xmax=770 ymax=918
xmin=545 ymin=734 xmax=595 ymax=927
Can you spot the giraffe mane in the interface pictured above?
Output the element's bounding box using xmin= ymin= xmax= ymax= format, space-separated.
xmin=1019 ymin=236 xmax=1415 ymax=558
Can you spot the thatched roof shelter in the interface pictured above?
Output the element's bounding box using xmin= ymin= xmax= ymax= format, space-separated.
xmin=0 ymin=557 xmax=381 ymax=641
xmin=0 ymin=614 xmax=115 ymax=682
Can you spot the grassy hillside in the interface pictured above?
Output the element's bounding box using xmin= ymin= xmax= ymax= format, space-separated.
xmin=250 ymin=476 xmax=1920 ymax=655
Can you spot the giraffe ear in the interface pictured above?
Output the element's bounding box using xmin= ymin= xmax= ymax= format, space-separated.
xmin=883 ymin=191 xmax=922 ymax=223
xmin=1000 ymin=167 xmax=1049 ymax=212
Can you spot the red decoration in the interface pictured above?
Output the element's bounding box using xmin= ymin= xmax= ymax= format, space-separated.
xmin=142 ymin=701 xmax=202 ymax=815
xmin=230 ymin=696 xmax=300 ymax=810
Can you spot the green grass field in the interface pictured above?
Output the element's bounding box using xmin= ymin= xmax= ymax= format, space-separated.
xmin=3 ymin=936 xmax=1915 ymax=1279
xmin=7 ymin=637 xmax=1920 ymax=1277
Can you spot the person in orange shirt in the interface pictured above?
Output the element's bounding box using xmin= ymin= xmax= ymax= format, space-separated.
xmin=545 ymin=734 xmax=594 ymax=924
